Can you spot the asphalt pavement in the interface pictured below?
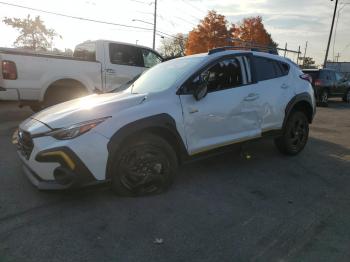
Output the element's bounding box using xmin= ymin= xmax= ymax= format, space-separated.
xmin=0 ymin=100 xmax=350 ymax=262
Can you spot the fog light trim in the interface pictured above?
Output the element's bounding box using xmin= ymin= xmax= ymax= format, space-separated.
xmin=41 ymin=151 xmax=76 ymax=170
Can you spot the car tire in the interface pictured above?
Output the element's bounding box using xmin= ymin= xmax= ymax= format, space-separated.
xmin=318 ymin=89 xmax=329 ymax=107
xmin=342 ymin=89 xmax=350 ymax=103
xmin=274 ymin=111 xmax=309 ymax=156
xmin=110 ymin=133 xmax=178 ymax=197
xmin=29 ymin=103 xmax=43 ymax=112
xmin=44 ymin=86 xmax=87 ymax=108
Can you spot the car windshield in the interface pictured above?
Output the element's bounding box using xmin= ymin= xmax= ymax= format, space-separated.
xmin=131 ymin=56 xmax=205 ymax=94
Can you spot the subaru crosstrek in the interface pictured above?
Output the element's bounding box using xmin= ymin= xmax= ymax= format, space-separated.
xmin=14 ymin=48 xmax=316 ymax=196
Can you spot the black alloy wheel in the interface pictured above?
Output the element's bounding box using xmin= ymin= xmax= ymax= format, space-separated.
xmin=275 ymin=111 xmax=309 ymax=155
xmin=111 ymin=134 xmax=177 ymax=197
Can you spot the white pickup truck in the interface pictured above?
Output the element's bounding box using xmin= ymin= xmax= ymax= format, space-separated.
xmin=0 ymin=40 xmax=163 ymax=111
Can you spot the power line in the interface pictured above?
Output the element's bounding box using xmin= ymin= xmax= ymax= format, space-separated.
xmin=128 ymin=0 xmax=153 ymax=5
xmin=0 ymin=1 xmax=186 ymax=45
xmin=180 ymin=0 xmax=208 ymax=16
xmin=158 ymin=1 xmax=204 ymax=21
xmin=0 ymin=1 xmax=154 ymax=31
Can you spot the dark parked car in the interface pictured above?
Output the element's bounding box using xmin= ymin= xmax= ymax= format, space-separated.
xmin=303 ymin=68 xmax=350 ymax=106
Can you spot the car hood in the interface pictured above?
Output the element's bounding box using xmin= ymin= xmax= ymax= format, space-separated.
xmin=31 ymin=91 xmax=146 ymax=129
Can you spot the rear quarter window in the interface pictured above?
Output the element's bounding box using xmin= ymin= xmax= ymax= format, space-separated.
xmin=254 ymin=56 xmax=289 ymax=81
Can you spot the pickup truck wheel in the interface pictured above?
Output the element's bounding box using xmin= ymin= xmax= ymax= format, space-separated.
xmin=343 ymin=89 xmax=350 ymax=103
xmin=274 ymin=111 xmax=309 ymax=156
xmin=29 ymin=104 xmax=43 ymax=112
xmin=319 ymin=90 xmax=329 ymax=107
xmin=111 ymin=134 xmax=178 ymax=197
xmin=44 ymin=86 xmax=87 ymax=108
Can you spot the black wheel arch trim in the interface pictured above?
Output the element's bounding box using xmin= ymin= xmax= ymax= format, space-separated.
xmin=106 ymin=113 xmax=188 ymax=180
xmin=283 ymin=92 xmax=315 ymax=129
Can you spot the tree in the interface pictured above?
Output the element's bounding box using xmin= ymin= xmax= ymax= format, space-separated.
xmin=233 ymin=16 xmax=277 ymax=48
xmin=186 ymin=10 xmax=234 ymax=55
xmin=3 ymin=15 xmax=61 ymax=51
xmin=158 ymin=33 xmax=188 ymax=59
xmin=299 ymin=57 xmax=316 ymax=69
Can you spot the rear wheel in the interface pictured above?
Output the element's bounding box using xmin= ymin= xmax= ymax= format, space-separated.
xmin=43 ymin=85 xmax=87 ymax=108
xmin=343 ymin=89 xmax=350 ymax=103
xmin=275 ymin=111 xmax=309 ymax=155
xmin=111 ymin=134 xmax=178 ymax=197
xmin=29 ymin=103 xmax=43 ymax=112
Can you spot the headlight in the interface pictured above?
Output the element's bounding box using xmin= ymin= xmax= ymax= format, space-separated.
xmin=46 ymin=117 xmax=110 ymax=140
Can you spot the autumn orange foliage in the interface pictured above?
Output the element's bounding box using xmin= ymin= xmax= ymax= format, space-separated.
xmin=233 ymin=16 xmax=277 ymax=48
xmin=186 ymin=11 xmax=234 ymax=55
xmin=186 ymin=11 xmax=277 ymax=55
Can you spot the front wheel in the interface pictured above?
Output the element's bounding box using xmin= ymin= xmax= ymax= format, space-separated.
xmin=318 ymin=89 xmax=329 ymax=107
xmin=275 ymin=111 xmax=309 ymax=156
xmin=110 ymin=134 xmax=178 ymax=197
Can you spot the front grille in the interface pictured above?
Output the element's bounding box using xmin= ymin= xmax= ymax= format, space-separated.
xmin=17 ymin=129 xmax=34 ymax=160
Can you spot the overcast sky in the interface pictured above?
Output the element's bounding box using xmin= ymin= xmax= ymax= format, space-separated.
xmin=0 ymin=0 xmax=349 ymax=65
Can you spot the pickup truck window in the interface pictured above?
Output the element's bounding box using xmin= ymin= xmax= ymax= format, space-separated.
xmin=142 ymin=49 xmax=162 ymax=68
xmin=73 ymin=42 xmax=96 ymax=61
xmin=132 ymin=57 xmax=204 ymax=94
xmin=109 ymin=43 xmax=143 ymax=67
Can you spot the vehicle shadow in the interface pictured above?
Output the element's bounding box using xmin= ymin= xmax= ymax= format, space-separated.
xmin=324 ymin=99 xmax=350 ymax=110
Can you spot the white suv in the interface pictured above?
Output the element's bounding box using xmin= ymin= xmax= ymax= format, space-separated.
xmin=15 ymin=48 xmax=316 ymax=196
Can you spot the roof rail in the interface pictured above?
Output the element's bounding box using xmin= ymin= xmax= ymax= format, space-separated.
xmin=208 ymin=45 xmax=278 ymax=55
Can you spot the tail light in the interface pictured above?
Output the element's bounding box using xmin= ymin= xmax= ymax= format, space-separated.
xmin=314 ymin=79 xmax=322 ymax=87
xmin=2 ymin=60 xmax=17 ymax=80
xmin=300 ymin=74 xmax=312 ymax=84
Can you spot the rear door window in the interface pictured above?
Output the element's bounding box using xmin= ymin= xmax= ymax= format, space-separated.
xmin=109 ymin=43 xmax=143 ymax=67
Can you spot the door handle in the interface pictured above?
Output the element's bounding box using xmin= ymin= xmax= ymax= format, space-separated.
xmin=105 ymin=68 xmax=116 ymax=73
xmin=281 ymin=83 xmax=289 ymax=89
xmin=244 ymin=93 xmax=259 ymax=101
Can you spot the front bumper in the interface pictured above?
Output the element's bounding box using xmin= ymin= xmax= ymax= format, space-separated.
xmin=17 ymin=147 xmax=98 ymax=190
xmin=14 ymin=123 xmax=110 ymax=190
xmin=21 ymin=160 xmax=73 ymax=190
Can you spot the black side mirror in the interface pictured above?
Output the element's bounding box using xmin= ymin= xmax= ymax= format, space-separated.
xmin=192 ymin=75 xmax=208 ymax=101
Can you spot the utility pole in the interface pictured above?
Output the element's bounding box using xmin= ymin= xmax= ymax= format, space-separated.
xmin=303 ymin=41 xmax=308 ymax=67
xmin=284 ymin=42 xmax=288 ymax=57
xmin=324 ymin=0 xmax=339 ymax=68
xmin=153 ymin=0 xmax=157 ymax=50
xmin=335 ymin=52 xmax=340 ymax=62
xmin=296 ymin=45 xmax=301 ymax=65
